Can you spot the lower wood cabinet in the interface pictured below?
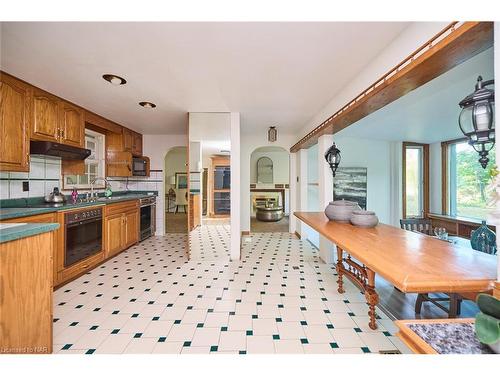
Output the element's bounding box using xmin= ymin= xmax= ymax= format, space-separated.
xmin=104 ymin=200 xmax=139 ymax=259
xmin=0 ymin=231 xmax=54 ymax=354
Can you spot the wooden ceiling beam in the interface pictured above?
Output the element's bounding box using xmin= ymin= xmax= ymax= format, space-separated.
xmin=290 ymin=22 xmax=494 ymax=153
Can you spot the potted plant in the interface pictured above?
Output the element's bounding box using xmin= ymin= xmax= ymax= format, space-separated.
xmin=475 ymin=294 xmax=500 ymax=353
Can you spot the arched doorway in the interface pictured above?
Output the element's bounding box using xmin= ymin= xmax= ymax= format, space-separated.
xmin=250 ymin=146 xmax=290 ymax=233
xmin=164 ymin=146 xmax=188 ymax=233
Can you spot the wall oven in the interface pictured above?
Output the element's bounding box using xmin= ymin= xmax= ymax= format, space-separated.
xmin=132 ymin=157 xmax=147 ymax=176
xmin=139 ymin=196 xmax=156 ymax=241
xmin=64 ymin=208 xmax=103 ymax=267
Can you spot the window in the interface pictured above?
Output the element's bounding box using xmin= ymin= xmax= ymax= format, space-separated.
xmin=402 ymin=142 xmax=429 ymax=218
xmin=64 ymin=129 xmax=105 ymax=189
xmin=446 ymin=140 xmax=495 ymax=220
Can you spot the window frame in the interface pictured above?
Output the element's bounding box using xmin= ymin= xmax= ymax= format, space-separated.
xmin=402 ymin=142 xmax=429 ymax=219
xmin=63 ymin=129 xmax=106 ymax=190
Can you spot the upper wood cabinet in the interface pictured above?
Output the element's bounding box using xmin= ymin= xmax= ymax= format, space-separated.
xmin=123 ymin=128 xmax=133 ymax=152
xmin=132 ymin=131 xmax=143 ymax=156
xmin=0 ymin=73 xmax=30 ymax=172
xmin=31 ymin=88 xmax=60 ymax=142
xmin=59 ymin=101 xmax=84 ymax=148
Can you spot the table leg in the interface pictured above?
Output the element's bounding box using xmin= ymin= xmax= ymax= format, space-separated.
xmin=365 ymin=268 xmax=379 ymax=330
xmin=336 ymin=247 xmax=345 ymax=294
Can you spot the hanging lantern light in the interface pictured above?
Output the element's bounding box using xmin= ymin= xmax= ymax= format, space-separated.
xmin=458 ymin=76 xmax=495 ymax=169
xmin=268 ymin=126 xmax=277 ymax=142
xmin=324 ymin=142 xmax=341 ymax=177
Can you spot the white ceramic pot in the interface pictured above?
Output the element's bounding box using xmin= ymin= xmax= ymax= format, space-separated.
xmin=350 ymin=210 xmax=379 ymax=228
xmin=324 ymin=200 xmax=360 ymax=222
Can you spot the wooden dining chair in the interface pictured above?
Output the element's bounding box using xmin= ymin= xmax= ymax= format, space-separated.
xmin=399 ymin=218 xmax=463 ymax=317
xmin=399 ymin=218 xmax=433 ymax=235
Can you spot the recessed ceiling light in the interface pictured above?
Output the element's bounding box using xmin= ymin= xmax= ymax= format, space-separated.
xmin=139 ymin=101 xmax=157 ymax=109
xmin=102 ymin=74 xmax=127 ymax=85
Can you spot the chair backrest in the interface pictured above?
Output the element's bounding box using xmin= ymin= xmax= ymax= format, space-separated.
xmin=400 ymin=218 xmax=433 ymax=235
xmin=174 ymin=189 xmax=188 ymax=205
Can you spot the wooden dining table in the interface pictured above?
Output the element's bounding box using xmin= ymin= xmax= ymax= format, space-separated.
xmin=294 ymin=212 xmax=497 ymax=330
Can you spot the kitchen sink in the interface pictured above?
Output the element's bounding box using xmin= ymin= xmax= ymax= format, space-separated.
xmin=96 ymin=196 xmax=126 ymax=201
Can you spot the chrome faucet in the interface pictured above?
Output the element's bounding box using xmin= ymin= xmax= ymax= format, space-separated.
xmin=90 ymin=177 xmax=111 ymax=201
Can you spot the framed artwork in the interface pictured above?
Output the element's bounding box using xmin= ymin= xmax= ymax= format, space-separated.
xmin=175 ymin=172 xmax=188 ymax=189
xmin=333 ymin=167 xmax=367 ymax=209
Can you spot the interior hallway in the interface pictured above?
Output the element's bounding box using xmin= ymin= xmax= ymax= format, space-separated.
xmin=51 ymin=232 xmax=409 ymax=354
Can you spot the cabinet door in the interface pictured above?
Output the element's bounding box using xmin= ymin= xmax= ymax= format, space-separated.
xmin=105 ymin=213 xmax=125 ymax=258
xmin=31 ymin=88 xmax=60 ymax=142
xmin=59 ymin=101 xmax=84 ymax=148
xmin=132 ymin=132 xmax=142 ymax=156
xmin=0 ymin=74 xmax=30 ymax=171
xmin=122 ymin=128 xmax=133 ymax=152
xmin=124 ymin=209 xmax=139 ymax=248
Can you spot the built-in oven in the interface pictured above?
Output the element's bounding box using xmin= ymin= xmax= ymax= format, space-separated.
xmin=64 ymin=208 xmax=103 ymax=267
xmin=139 ymin=196 xmax=156 ymax=241
xmin=132 ymin=157 xmax=147 ymax=176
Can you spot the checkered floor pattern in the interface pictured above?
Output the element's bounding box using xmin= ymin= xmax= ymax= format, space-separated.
xmin=52 ymin=232 xmax=410 ymax=354
xmin=189 ymin=223 xmax=230 ymax=260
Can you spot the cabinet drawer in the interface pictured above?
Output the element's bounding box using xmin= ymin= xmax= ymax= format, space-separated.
xmin=2 ymin=212 xmax=56 ymax=224
xmin=105 ymin=199 xmax=139 ymax=216
xmin=59 ymin=250 xmax=104 ymax=283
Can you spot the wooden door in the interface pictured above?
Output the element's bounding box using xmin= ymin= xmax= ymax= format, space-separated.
xmin=0 ymin=74 xmax=30 ymax=172
xmin=31 ymin=88 xmax=60 ymax=142
xmin=124 ymin=209 xmax=138 ymax=248
xmin=59 ymin=101 xmax=84 ymax=147
xmin=132 ymin=132 xmax=142 ymax=156
xmin=123 ymin=128 xmax=133 ymax=152
xmin=105 ymin=213 xmax=125 ymax=258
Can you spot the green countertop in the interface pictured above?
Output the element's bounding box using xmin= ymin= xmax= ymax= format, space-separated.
xmin=0 ymin=222 xmax=60 ymax=244
xmin=0 ymin=191 xmax=157 ymax=221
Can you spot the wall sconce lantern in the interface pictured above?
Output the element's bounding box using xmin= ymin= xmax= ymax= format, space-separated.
xmin=458 ymin=76 xmax=495 ymax=169
xmin=324 ymin=142 xmax=341 ymax=177
xmin=268 ymin=126 xmax=277 ymax=142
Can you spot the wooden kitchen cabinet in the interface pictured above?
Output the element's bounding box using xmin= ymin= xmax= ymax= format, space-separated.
xmin=132 ymin=131 xmax=143 ymax=156
xmin=0 ymin=73 xmax=31 ymax=172
xmin=104 ymin=200 xmax=139 ymax=258
xmin=0 ymin=231 xmax=54 ymax=354
xmin=58 ymin=100 xmax=85 ymax=148
xmin=31 ymin=87 xmax=60 ymax=142
xmin=123 ymin=128 xmax=133 ymax=152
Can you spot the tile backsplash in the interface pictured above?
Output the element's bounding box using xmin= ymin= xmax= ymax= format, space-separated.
xmin=0 ymin=155 xmax=163 ymax=200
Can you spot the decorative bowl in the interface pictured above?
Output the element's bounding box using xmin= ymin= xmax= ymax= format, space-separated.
xmin=350 ymin=210 xmax=379 ymax=228
xmin=324 ymin=200 xmax=360 ymax=222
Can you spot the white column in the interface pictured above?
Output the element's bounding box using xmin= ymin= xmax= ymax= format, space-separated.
xmin=298 ymin=148 xmax=309 ymax=239
xmin=289 ymin=152 xmax=297 ymax=234
xmin=318 ymin=135 xmax=336 ymax=264
xmin=230 ymin=112 xmax=241 ymax=260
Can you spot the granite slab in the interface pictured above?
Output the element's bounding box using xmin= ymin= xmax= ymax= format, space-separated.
xmin=0 ymin=222 xmax=60 ymax=244
xmin=407 ymin=322 xmax=494 ymax=354
xmin=0 ymin=191 xmax=157 ymax=220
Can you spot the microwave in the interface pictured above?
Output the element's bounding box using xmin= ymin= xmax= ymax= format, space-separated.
xmin=132 ymin=157 xmax=147 ymax=176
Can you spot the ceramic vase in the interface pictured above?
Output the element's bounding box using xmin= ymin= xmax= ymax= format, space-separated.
xmin=350 ymin=210 xmax=379 ymax=228
xmin=324 ymin=200 xmax=360 ymax=222
xmin=470 ymin=221 xmax=497 ymax=255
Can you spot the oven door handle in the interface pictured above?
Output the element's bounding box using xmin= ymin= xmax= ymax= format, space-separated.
xmin=66 ymin=217 xmax=102 ymax=228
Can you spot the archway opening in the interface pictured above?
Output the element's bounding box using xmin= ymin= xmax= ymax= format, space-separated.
xmin=250 ymin=146 xmax=290 ymax=233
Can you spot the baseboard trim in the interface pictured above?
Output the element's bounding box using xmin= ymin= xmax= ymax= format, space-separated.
xmin=241 ymin=231 xmax=250 ymax=236
xmin=294 ymin=231 xmax=301 ymax=239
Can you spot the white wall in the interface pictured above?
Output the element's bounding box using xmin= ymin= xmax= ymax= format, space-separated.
xmin=240 ymin=132 xmax=296 ymax=233
xmin=143 ymin=134 xmax=188 ymax=235
xmin=298 ymin=22 xmax=449 ymax=139
xmin=250 ymin=150 xmax=289 ymax=184
xmin=230 ymin=113 xmax=241 ymax=260
xmin=305 ymin=144 xmax=320 ymax=246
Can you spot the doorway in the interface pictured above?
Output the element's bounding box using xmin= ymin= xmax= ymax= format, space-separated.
xmin=164 ymin=146 xmax=188 ymax=233
xmin=250 ymin=146 xmax=290 ymax=233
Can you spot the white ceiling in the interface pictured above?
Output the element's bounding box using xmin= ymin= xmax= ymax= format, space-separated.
xmin=0 ymin=22 xmax=409 ymax=135
xmin=337 ymin=47 xmax=494 ymax=143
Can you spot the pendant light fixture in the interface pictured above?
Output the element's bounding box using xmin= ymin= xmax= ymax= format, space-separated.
xmin=324 ymin=142 xmax=341 ymax=177
xmin=458 ymin=76 xmax=495 ymax=168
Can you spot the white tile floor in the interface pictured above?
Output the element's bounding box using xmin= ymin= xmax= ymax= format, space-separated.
xmin=52 ymin=232 xmax=411 ymax=354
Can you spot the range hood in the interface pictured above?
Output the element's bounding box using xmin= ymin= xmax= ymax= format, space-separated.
xmin=30 ymin=141 xmax=91 ymax=160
